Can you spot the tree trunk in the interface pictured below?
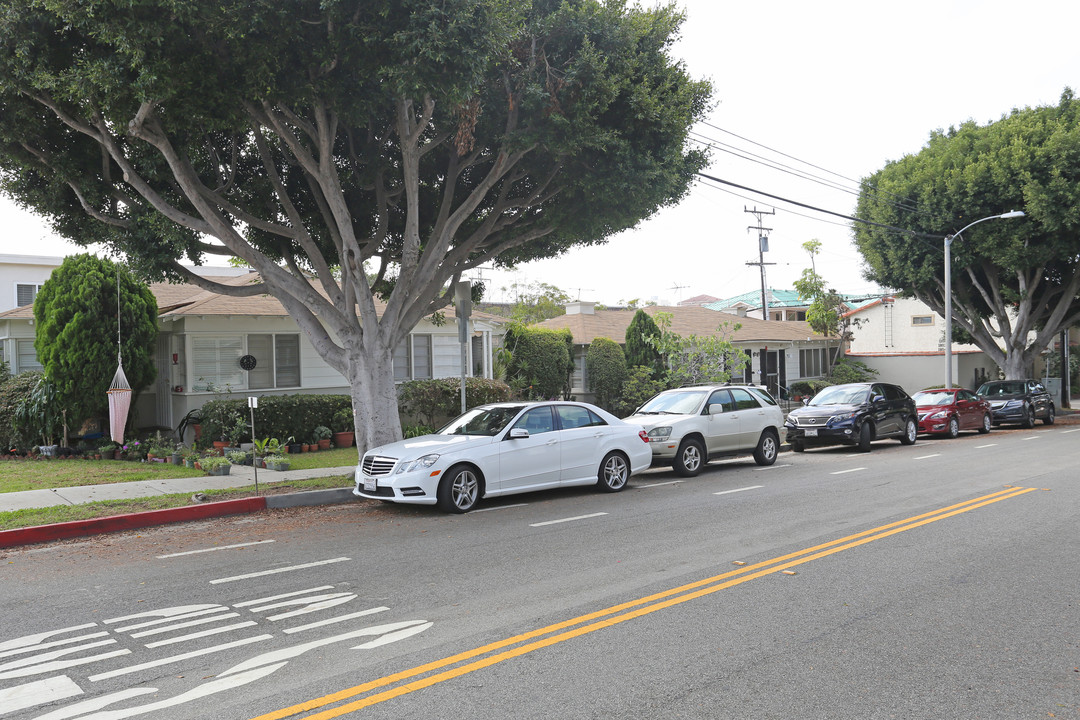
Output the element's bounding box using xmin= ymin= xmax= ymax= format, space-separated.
xmin=344 ymin=341 xmax=401 ymax=456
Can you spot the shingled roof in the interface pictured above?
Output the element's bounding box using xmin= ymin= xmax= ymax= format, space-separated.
xmin=537 ymin=304 xmax=831 ymax=344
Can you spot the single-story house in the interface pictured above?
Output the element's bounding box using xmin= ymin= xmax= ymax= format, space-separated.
xmin=536 ymin=301 xmax=837 ymax=403
xmin=0 ymin=269 xmax=504 ymax=439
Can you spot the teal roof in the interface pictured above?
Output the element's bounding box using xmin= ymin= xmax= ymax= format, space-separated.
xmin=704 ymin=289 xmax=884 ymax=312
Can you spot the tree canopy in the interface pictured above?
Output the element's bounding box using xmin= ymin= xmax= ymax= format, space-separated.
xmin=33 ymin=254 xmax=158 ymax=436
xmin=854 ymin=90 xmax=1080 ymax=379
xmin=0 ymin=0 xmax=710 ymax=451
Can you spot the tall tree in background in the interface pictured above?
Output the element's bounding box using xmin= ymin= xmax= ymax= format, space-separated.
xmin=33 ymin=254 xmax=158 ymax=436
xmin=624 ymin=309 xmax=664 ymax=377
xmin=792 ymin=239 xmax=845 ymax=371
xmin=585 ymin=337 xmax=627 ymax=412
xmin=854 ymin=90 xmax=1080 ymax=379
xmin=0 ymin=0 xmax=711 ymax=452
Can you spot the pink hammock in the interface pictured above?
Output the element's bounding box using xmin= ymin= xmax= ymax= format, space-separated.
xmin=108 ymin=361 xmax=132 ymax=444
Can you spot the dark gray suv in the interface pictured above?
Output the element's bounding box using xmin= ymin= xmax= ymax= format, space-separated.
xmin=976 ymin=379 xmax=1055 ymax=427
xmin=785 ymin=382 xmax=918 ymax=453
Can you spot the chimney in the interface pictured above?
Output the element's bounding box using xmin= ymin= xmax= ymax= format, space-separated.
xmin=566 ymin=301 xmax=596 ymax=315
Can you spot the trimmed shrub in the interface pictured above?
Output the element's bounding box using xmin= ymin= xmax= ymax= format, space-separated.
xmin=614 ymin=365 xmax=666 ymax=418
xmin=398 ymin=377 xmax=512 ymax=429
xmin=0 ymin=371 xmax=43 ymax=450
xmin=585 ymin=337 xmax=627 ymax=413
xmin=624 ymin=310 xmax=663 ymax=377
xmin=503 ymin=325 xmax=574 ymax=400
xmin=199 ymin=394 xmax=351 ymax=445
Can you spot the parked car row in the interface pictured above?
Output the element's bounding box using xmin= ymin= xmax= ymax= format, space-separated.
xmin=354 ymin=379 xmax=1055 ymax=513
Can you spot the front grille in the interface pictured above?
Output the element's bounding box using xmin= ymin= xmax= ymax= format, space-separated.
xmin=794 ymin=415 xmax=830 ymax=427
xmin=362 ymin=455 xmax=397 ymax=477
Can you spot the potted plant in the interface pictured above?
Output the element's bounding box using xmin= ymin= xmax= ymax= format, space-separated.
xmin=332 ymin=409 xmax=355 ymax=448
xmin=170 ymin=443 xmax=184 ymax=465
xmin=199 ymin=455 xmax=231 ymax=476
xmin=227 ymin=450 xmax=250 ymax=466
xmin=183 ymin=449 xmax=200 ymax=468
xmin=226 ymin=416 xmax=248 ymax=454
xmin=313 ymin=425 xmax=332 ymax=450
xmin=98 ymin=442 xmax=118 ymax=460
xmin=264 ymin=454 xmax=290 ymax=471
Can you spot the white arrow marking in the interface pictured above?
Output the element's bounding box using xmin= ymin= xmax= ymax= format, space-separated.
xmin=0 ymin=675 xmax=83 ymax=714
xmin=0 ymin=624 xmax=97 ymax=653
xmin=87 ymin=635 xmax=271 ymax=682
xmin=30 ymin=687 xmax=158 ymax=720
xmin=209 ymin=558 xmax=351 ymax=584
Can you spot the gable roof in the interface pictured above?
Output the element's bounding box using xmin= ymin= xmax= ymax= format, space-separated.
xmin=537 ymin=304 xmax=831 ymax=345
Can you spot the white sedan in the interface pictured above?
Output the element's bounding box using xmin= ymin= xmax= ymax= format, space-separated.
xmin=353 ymin=401 xmax=652 ymax=512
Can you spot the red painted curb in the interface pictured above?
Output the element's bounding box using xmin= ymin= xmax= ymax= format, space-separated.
xmin=0 ymin=497 xmax=267 ymax=549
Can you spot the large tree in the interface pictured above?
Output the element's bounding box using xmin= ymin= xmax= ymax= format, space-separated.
xmin=33 ymin=254 xmax=158 ymax=438
xmin=854 ymin=90 xmax=1080 ymax=379
xmin=0 ymin=0 xmax=710 ymax=452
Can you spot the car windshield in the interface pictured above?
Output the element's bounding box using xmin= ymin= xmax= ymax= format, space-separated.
xmin=913 ymin=391 xmax=955 ymax=406
xmin=808 ymin=385 xmax=869 ymax=406
xmin=636 ymin=390 xmax=708 ymax=415
xmin=977 ymin=381 xmax=1024 ymax=396
xmin=438 ymin=405 xmax=527 ymax=436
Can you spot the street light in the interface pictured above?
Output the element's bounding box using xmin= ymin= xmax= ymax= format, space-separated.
xmin=943 ymin=210 xmax=1025 ymax=389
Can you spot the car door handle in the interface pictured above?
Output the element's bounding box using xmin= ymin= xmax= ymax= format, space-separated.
xmin=545 ymin=439 xmax=557 ymax=446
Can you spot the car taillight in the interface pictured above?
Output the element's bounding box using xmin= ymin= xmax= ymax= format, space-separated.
xmin=638 ymin=430 xmax=649 ymax=443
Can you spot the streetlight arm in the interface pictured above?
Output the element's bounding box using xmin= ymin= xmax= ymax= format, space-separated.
xmin=946 ymin=210 xmax=1026 ymax=247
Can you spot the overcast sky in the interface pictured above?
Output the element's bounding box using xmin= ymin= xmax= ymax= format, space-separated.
xmin=2 ymin=0 xmax=1077 ymax=307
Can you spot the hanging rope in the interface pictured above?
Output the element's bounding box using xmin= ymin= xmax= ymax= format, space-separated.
xmin=108 ymin=262 xmax=133 ymax=444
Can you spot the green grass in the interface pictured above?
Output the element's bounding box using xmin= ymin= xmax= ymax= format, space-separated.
xmin=0 ymin=458 xmax=207 ymax=493
xmin=277 ymin=446 xmax=360 ymax=471
xmin=0 ymin=475 xmax=353 ymax=531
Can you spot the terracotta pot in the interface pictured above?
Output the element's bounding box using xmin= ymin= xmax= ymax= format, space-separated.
xmin=332 ymin=431 xmax=355 ymax=448
xmin=317 ymin=438 xmax=331 ymax=450
xmin=301 ymin=444 xmax=309 ymax=453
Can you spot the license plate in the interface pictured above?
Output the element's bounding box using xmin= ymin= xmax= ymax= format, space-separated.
xmin=804 ymin=428 xmax=818 ymax=437
xmin=363 ymin=478 xmax=377 ymax=493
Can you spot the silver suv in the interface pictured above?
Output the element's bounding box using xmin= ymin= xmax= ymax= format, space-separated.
xmin=624 ymin=384 xmax=785 ymax=476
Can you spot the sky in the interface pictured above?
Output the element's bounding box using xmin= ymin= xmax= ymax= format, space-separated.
xmin=2 ymin=0 xmax=1078 ymax=307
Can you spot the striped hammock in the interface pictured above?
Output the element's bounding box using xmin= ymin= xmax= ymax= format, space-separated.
xmin=108 ymin=361 xmax=132 ymax=444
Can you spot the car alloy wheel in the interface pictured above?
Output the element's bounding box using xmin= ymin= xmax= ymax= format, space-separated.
xmin=900 ymin=418 xmax=918 ymax=445
xmin=753 ymin=430 xmax=778 ymax=466
xmin=437 ymin=466 xmax=480 ymax=513
xmin=947 ymin=416 xmax=959 ymax=439
xmin=674 ymin=438 xmax=704 ymax=477
xmin=598 ymin=452 xmax=629 ymax=492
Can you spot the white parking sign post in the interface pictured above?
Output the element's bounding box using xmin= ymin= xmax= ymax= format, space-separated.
xmin=248 ymin=396 xmax=258 ymax=494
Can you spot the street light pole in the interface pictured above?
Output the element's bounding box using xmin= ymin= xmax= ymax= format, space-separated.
xmin=943 ymin=210 xmax=1025 ymax=389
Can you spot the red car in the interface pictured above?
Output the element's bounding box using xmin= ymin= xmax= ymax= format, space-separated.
xmin=913 ymin=388 xmax=992 ymax=437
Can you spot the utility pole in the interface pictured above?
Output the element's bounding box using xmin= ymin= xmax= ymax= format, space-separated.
xmin=745 ymin=206 xmax=776 ymax=321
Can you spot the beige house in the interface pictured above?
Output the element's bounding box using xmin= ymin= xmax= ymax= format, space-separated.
xmin=537 ymin=301 xmax=835 ymax=402
xmin=0 ymin=265 xmax=504 ymax=438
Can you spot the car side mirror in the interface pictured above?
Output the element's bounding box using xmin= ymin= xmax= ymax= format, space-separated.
xmin=801 ymin=397 xmax=809 ymax=406
xmin=872 ymin=395 xmax=885 ymax=404
xmin=508 ymin=428 xmax=529 ymax=439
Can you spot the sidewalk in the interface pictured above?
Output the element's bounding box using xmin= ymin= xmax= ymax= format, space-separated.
xmin=0 ymin=464 xmax=360 ymax=549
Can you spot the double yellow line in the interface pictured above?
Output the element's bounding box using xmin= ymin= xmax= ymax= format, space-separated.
xmin=253 ymin=485 xmax=1038 ymax=720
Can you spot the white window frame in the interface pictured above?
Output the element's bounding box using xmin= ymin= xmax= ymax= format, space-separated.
xmin=189 ymin=333 xmax=301 ymax=391
xmin=911 ymin=315 xmax=934 ymax=326
xmin=15 ymin=283 xmax=43 ymax=308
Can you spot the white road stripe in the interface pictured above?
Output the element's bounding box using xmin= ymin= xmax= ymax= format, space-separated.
xmin=759 ymin=463 xmax=793 ymax=469
xmin=976 ymin=444 xmax=997 ymax=448
xmin=1022 ymin=436 xmax=1040 ymax=441
xmin=157 ymin=540 xmax=275 ymax=559
xmin=1061 ymin=428 xmax=1080 ymax=434
xmin=209 ymin=558 xmax=350 ymax=585
xmin=88 ymin=635 xmax=272 ymax=682
xmin=0 ymin=624 xmax=98 ymax=653
xmin=472 ymin=503 xmax=528 ymax=513
xmin=284 ymin=607 xmax=390 ymax=635
xmin=530 ymin=513 xmax=608 ymax=527
xmin=113 ymin=606 xmax=227 ymax=633
xmin=637 ymin=480 xmax=684 ymax=488
xmin=0 ymin=675 xmax=83 ymax=714
xmin=714 ymin=485 xmax=763 ymax=496
xmin=914 ymin=454 xmax=940 ymax=460
xmin=234 ymin=586 xmax=336 ymax=608
xmin=0 ymin=649 xmax=131 ymax=681
xmin=0 ymin=632 xmax=108 ymax=660
xmin=831 ymin=468 xmax=866 ymax=475
xmin=129 ymin=613 xmax=240 ymax=638
xmin=144 ymin=621 xmax=259 ymax=649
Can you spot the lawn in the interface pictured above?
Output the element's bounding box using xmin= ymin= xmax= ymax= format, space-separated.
xmin=0 ymin=475 xmax=354 ymax=531
xmin=0 ymin=446 xmax=360 ymax=494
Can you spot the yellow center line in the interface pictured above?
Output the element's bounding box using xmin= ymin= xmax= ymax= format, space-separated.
xmin=252 ymin=486 xmax=1035 ymax=720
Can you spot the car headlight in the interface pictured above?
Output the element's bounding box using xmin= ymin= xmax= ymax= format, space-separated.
xmin=1002 ymin=400 xmax=1023 ymax=409
xmin=928 ymin=410 xmax=948 ymax=420
xmin=395 ymin=454 xmax=440 ymax=474
xmin=647 ymin=427 xmax=672 ymax=442
xmin=828 ymin=412 xmax=858 ymax=425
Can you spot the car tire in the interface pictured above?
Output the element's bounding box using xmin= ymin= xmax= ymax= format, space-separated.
xmin=673 ymin=438 xmax=705 ymax=477
xmin=1043 ymin=404 xmax=1055 ymax=425
xmin=436 ymin=465 xmax=480 ymax=513
xmin=752 ymin=430 xmax=779 ymax=466
xmin=597 ymin=452 xmax=630 ymax=492
xmin=791 ymin=438 xmax=805 ymax=453
xmin=946 ymin=416 xmax=959 ymax=439
xmin=900 ymin=417 xmax=918 ymax=445
xmin=857 ymin=422 xmax=873 ymax=452
xmin=978 ymin=413 xmax=991 ymax=434
xmin=1021 ymin=405 xmax=1035 ymax=428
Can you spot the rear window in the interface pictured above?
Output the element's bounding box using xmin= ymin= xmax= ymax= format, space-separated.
xmin=746 ymin=386 xmax=777 ymax=406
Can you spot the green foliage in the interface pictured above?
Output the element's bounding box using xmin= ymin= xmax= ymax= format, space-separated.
xmin=0 ymin=371 xmax=44 ymax=450
xmin=585 ymin=337 xmax=627 ymax=412
xmin=826 ymin=358 xmax=878 ymax=384
xmin=397 ymin=377 xmax=512 ymax=429
xmin=332 ymin=408 xmax=354 ymax=433
xmin=624 ymin=310 xmax=663 ymax=377
xmin=787 ymin=379 xmax=833 ymax=398
xmin=14 ymin=374 xmax=63 ymax=447
xmin=200 ymin=394 xmax=351 ymax=446
xmin=614 ymin=365 xmax=666 ymax=418
xmin=854 ymin=89 xmax=1080 ymax=376
xmin=494 ymin=281 xmax=571 ymax=325
xmin=502 ymin=325 xmax=575 ymax=400
xmin=32 ymin=255 xmax=158 ymax=435
xmin=646 ymin=312 xmax=749 ymax=387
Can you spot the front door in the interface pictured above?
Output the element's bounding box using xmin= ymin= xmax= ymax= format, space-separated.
xmin=498 ymin=406 xmax=561 ymax=492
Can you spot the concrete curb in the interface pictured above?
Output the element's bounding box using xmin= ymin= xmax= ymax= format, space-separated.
xmin=264 ymin=487 xmax=356 ymax=509
xmin=0 ymin=496 xmax=269 ymax=549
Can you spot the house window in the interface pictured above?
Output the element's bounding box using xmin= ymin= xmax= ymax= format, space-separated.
xmin=392 ymin=334 xmax=433 ymax=381
xmin=275 ymin=335 xmax=300 ymax=387
xmin=16 ymin=284 xmax=42 ymax=307
xmin=911 ymin=315 xmax=934 ymax=326
xmin=799 ymin=348 xmax=828 ymax=378
xmin=192 ymin=336 xmax=245 ymax=390
xmin=17 ymin=339 xmax=43 ymax=372
xmin=194 ymin=334 xmax=300 ymax=391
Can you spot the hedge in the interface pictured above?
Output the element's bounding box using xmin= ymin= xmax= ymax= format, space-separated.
xmin=398 ymin=377 xmax=512 ymax=428
xmin=199 ymin=394 xmax=351 ymax=445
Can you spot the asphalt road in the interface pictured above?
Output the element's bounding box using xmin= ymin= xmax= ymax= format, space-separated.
xmin=3 ymin=423 xmax=1078 ymax=719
